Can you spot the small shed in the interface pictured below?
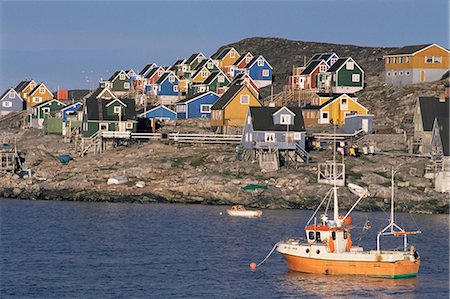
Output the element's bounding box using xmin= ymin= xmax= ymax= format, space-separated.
xmin=138 ymin=105 xmax=177 ymax=120
xmin=344 ymin=114 xmax=374 ymax=134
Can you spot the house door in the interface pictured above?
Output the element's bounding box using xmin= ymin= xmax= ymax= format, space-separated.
xmin=286 ymin=133 xmax=294 ymax=144
xmin=420 ymin=70 xmax=425 ymax=82
xmin=118 ymin=122 xmax=126 ymax=132
xmin=99 ymin=123 xmax=109 ymax=131
xmin=362 ymin=119 xmax=369 ymax=132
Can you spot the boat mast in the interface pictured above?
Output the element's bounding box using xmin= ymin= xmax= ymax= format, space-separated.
xmin=333 ymin=123 xmax=339 ymax=223
xmin=390 ymin=168 xmax=395 ymax=231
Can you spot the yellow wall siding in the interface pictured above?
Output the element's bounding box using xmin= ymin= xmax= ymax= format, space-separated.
xmin=223 ymin=87 xmax=260 ymax=127
xmin=220 ymin=49 xmax=240 ymax=69
xmin=178 ymin=80 xmax=189 ymax=92
xmin=385 ymin=45 xmax=450 ymax=70
xmin=320 ymin=96 xmax=367 ymax=125
xmin=210 ymin=109 xmax=224 ymax=126
xmin=28 ymin=84 xmax=53 ymax=107
xmin=192 ymin=68 xmax=211 ymax=83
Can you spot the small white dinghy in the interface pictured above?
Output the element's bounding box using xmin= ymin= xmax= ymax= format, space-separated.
xmin=226 ymin=204 xmax=262 ymax=218
xmin=348 ymin=183 xmax=369 ymax=197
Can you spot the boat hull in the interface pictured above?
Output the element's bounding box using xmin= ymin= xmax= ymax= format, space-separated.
xmin=280 ymin=253 xmax=420 ymax=278
xmin=226 ymin=210 xmax=262 ymax=217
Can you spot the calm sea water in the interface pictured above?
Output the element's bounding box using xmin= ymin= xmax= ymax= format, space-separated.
xmin=1 ymin=198 xmax=448 ymax=298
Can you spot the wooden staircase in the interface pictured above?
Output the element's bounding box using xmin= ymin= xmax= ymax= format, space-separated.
xmin=80 ymin=130 xmax=102 ymax=156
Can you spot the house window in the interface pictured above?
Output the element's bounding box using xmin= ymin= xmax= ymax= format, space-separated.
xmin=199 ymin=86 xmax=206 ymax=92
xmin=294 ymin=133 xmax=301 ymax=140
xmin=114 ymin=106 xmax=121 ymax=114
xmin=352 ymin=74 xmax=360 ymax=82
xmin=393 ymin=57 xmax=397 ymax=64
xmin=182 ymin=66 xmax=187 ymax=71
xmin=262 ymin=70 xmax=270 ymax=77
xmin=246 ymin=57 xmax=252 ymax=63
xmin=280 ymin=114 xmax=291 ymax=125
xmin=240 ymin=95 xmax=250 ymax=104
xmin=197 ymin=57 xmax=202 ymax=62
xmin=433 ymin=56 xmax=442 ymax=63
xmin=399 ymin=57 xmax=403 ymax=63
xmin=42 ymin=107 xmax=50 ymax=115
xmin=406 ymin=56 xmax=410 ymax=63
xmin=33 ymin=97 xmax=41 ymax=103
xmin=126 ymin=122 xmax=133 ymax=129
xmin=200 ymin=104 xmax=212 ymax=113
xmin=173 ymin=85 xmax=178 ymax=92
xmin=322 ymin=112 xmax=329 ymax=119
xmin=346 ymin=61 xmax=354 ymax=70
xmin=39 ymin=87 xmax=45 ymax=94
xmin=265 ymin=133 xmax=275 ymax=142
xmin=207 ymin=62 xmax=213 ymax=69
xmin=169 ymin=76 xmax=175 ymax=83
xmin=8 ymin=92 xmax=15 ymax=99
xmin=158 ymin=71 xmax=163 ymax=76
xmin=258 ymin=59 xmax=264 ymax=66
xmin=387 ymin=57 xmax=391 ymax=64
xmin=124 ymin=82 xmax=130 ymax=89
xmin=342 ymin=98 xmax=347 ymax=105
xmin=218 ymin=75 xmax=225 ymax=83
xmin=202 ymin=71 xmax=208 ymax=78
xmin=119 ymin=74 xmax=125 ymax=80
xmin=230 ymin=52 xmax=235 ymax=58
xmin=2 ymin=101 xmax=12 ymax=107
xmin=425 ymin=56 xmax=433 ymax=63
xmin=320 ymin=65 xmax=327 ymax=72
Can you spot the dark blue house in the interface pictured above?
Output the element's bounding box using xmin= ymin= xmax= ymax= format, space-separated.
xmin=154 ymin=72 xmax=181 ymax=105
xmin=61 ymin=102 xmax=82 ymax=122
xmin=175 ymin=91 xmax=220 ymax=119
xmin=244 ymin=55 xmax=273 ymax=89
xmin=138 ymin=105 xmax=177 ymax=120
xmin=0 ymin=88 xmax=25 ymax=116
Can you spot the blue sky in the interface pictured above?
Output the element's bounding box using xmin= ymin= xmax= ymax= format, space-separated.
xmin=0 ymin=0 xmax=449 ymax=91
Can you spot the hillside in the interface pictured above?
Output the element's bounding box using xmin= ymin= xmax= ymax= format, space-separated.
xmin=213 ymin=37 xmax=396 ymax=94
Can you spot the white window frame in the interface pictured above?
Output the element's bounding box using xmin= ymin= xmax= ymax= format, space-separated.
xmin=294 ymin=133 xmax=301 ymax=140
xmin=346 ymin=61 xmax=354 ymax=70
xmin=425 ymin=56 xmax=433 ymax=64
xmin=406 ymin=56 xmax=410 ymax=63
xmin=433 ymin=56 xmax=442 ymax=63
xmin=399 ymin=57 xmax=403 ymax=63
xmin=207 ymin=62 xmax=213 ymax=69
xmin=393 ymin=57 xmax=397 ymax=64
xmin=240 ymin=95 xmax=250 ymax=104
xmin=322 ymin=112 xmax=329 ymax=119
xmin=319 ymin=65 xmax=327 ymax=72
xmin=114 ymin=106 xmax=121 ymax=114
xmin=42 ymin=107 xmax=50 ymax=115
xmin=202 ymin=71 xmax=208 ymax=78
xmin=197 ymin=57 xmax=202 ymax=62
xmin=200 ymin=104 xmax=212 ymax=113
xmin=119 ymin=74 xmax=125 ymax=80
xmin=173 ymin=85 xmax=178 ymax=92
xmin=246 ymin=57 xmax=252 ymax=63
xmin=126 ymin=122 xmax=133 ymax=129
xmin=230 ymin=51 xmax=235 ymax=58
xmin=124 ymin=82 xmax=130 ymax=89
xmin=265 ymin=133 xmax=275 ymax=142
xmin=2 ymin=101 xmax=12 ymax=107
xmin=257 ymin=59 xmax=264 ymax=66
xmin=33 ymin=97 xmax=41 ymax=103
xmin=199 ymin=86 xmax=206 ymax=92
xmin=158 ymin=71 xmax=163 ymax=76
xmin=168 ymin=76 xmax=175 ymax=83
xmin=218 ymin=75 xmax=225 ymax=83
xmin=387 ymin=57 xmax=391 ymax=64
xmin=262 ymin=69 xmax=270 ymax=77
xmin=280 ymin=114 xmax=291 ymax=125
xmin=39 ymin=88 xmax=45 ymax=94
xmin=8 ymin=92 xmax=15 ymax=99
xmin=352 ymin=74 xmax=360 ymax=82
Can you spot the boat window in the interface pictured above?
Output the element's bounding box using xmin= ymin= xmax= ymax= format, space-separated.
xmin=331 ymin=232 xmax=336 ymax=240
xmin=316 ymin=232 xmax=321 ymax=242
xmin=344 ymin=231 xmax=348 ymax=239
xmin=308 ymin=231 xmax=315 ymax=240
xmin=316 ymin=250 xmax=320 ymax=254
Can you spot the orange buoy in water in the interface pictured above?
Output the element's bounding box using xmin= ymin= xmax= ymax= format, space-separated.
xmin=250 ymin=262 xmax=257 ymax=270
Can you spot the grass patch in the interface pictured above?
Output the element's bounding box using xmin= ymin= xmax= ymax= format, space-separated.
xmin=169 ymin=157 xmax=189 ymax=167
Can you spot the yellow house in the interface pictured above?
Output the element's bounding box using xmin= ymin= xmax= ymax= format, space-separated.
xmin=383 ymin=43 xmax=450 ymax=86
xmin=27 ymin=83 xmax=53 ymax=107
xmin=191 ymin=67 xmax=211 ymax=83
xmin=211 ymin=84 xmax=260 ymax=132
xmin=14 ymin=80 xmax=37 ymax=107
xmin=213 ymin=47 xmax=240 ymax=71
xmin=302 ymin=93 xmax=368 ymax=126
xmin=178 ymin=79 xmax=190 ymax=93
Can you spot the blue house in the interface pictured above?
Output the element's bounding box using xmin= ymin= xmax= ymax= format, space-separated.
xmin=175 ymin=91 xmax=220 ymax=119
xmin=138 ymin=105 xmax=177 ymax=121
xmin=61 ymin=102 xmax=82 ymax=122
xmin=244 ymin=55 xmax=273 ymax=89
xmin=154 ymin=72 xmax=181 ymax=105
xmin=242 ymin=106 xmax=306 ymax=150
xmin=0 ymin=88 xmax=25 ymax=116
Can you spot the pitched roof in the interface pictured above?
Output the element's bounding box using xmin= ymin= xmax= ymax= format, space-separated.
xmin=29 ymin=83 xmax=51 ymax=96
xmin=185 ymin=53 xmax=204 ymax=65
xmin=155 ymin=72 xmax=177 ymax=85
xmin=169 ymin=59 xmax=186 ymax=71
xmin=327 ymin=57 xmax=350 ymax=72
xmin=191 ymin=67 xmax=209 ymax=80
xmin=139 ymin=64 xmax=156 ymax=75
xmin=300 ymin=60 xmax=323 ymax=75
xmin=211 ymin=84 xmax=244 ymax=110
xmin=15 ymin=80 xmax=33 ymax=92
xmin=203 ymin=71 xmax=229 ymax=85
xmin=213 ymin=47 xmax=236 ymax=60
xmin=418 ymin=97 xmax=449 ymax=131
xmin=0 ymin=88 xmax=22 ymax=101
xmin=249 ymin=106 xmax=305 ymax=132
xmin=144 ymin=67 xmax=160 ymax=79
xmin=233 ymin=52 xmax=253 ymax=66
xmin=85 ymin=97 xmax=136 ymax=121
xmin=244 ymin=55 xmax=273 ymax=70
xmin=108 ymin=70 xmax=128 ymax=82
xmin=176 ymin=91 xmax=219 ymax=104
xmin=388 ymin=44 xmax=432 ymax=55
xmin=434 ymin=117 xmax=449 ymax=156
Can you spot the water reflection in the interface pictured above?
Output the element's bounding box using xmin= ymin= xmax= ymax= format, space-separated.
xmin=280 ymin=271 xmax=419 ymax=298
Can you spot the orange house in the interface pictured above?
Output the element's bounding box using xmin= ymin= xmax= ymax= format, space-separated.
xmin=20 ymin=82 xmax=53 ymax=107
xmin=210 ymin=83 xmax=260 ymax=133
xmin=213 ymin=47 xmax=240 ymax=74
xmin=14 ymin=80 xmax=37 ymax=107
xmin=384 ymin=44 xmax=450 ymax=86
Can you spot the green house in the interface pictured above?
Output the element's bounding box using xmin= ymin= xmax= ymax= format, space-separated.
xmin=325 ymin=57 xmax=364 ymax=94
xmin=31 ymin=99 xmax=66 ymax=129
xmin=82 ymin=88 xmax=137 ymax=137
xmin=188 ymin=71 xmax=230 ymax=96
xmin=99 ymin=70 xmax=131 ymax=96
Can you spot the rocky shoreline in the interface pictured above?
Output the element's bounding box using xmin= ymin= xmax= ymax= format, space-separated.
xmin=1 ymin=128 xmax=448 ymax=214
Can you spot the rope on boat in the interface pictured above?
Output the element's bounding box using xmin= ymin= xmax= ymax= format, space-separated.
xmin=251 ymin=242 xmax=280 ymax=269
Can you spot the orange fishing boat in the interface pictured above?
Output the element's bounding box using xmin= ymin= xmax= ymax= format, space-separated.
xmin=276 ymin=169 xmax=421 ymax=279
